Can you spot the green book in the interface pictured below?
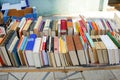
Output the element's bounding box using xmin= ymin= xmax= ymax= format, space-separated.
xmin=107 ymin=32 xmax=120 ymax=49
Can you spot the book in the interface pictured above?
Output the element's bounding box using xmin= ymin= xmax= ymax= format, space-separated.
xmin=86 ymin=33 xmax=98 ymax=63
xmin=79 ymin=36 xmax=89 ymax=64
xmin=48 ymin=36 xmax=57 ymax=67
xmin=19 ymin=18 xmax=27 ymax=38
xmin=79 ymin=20 xmax=87 ymax=33
xmin=33 ymin=38 xmax=42 ymax=68
xmin=11 ymin=39 xmax=21 ymax=67
xmin=67 ymin=17 xmax=73 ymax=35
xmin=60 ymin=19 xmax=67 ymax=35
xmin=25 ymin=34 xmax=37 ymax=66
xmin=46 ymin=36 xmax=52 ymax=66
xmin=43 ymin=19 xmax=51 ymax=36
xmin=91 ymin=36 xmax=104 ymax=64
xmin=41 ymin=36 xmax=49 ymax=66
xmin=17 ymin=36 xmax=28 ymax=66
xmin=59 ymin=37 xmax=67 ymax=66
xmin=22 ymin=18 xmax=33 ymax=36
xmin=34 ymin=16 xmax=42 ymax=35
xmin=10 ymin=20 xmax=20 ymax=31
xmin=96 ymin=36 xmax=109 ymax=64
xmin=66 ymin=35 xmax=79 ymax=66
xmin=38 ymin=20 xmax=45 ymax=37
xmin=100 ymin=35 xmax=119 ymax=64
xmin=51 ymin=20 xmax=58 ymax=37
xmin=29 ymin=21 xmax=36 ymax=34
xmin=73 ymin=35 xmax=86 ymax=65
xmin=54 ymin=36 xmax=61 ymax=67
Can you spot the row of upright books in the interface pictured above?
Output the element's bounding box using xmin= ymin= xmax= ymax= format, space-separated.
xmin=0 ymin=13 xmax=120 ymax=68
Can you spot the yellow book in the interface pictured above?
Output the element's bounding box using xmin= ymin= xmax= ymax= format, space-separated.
xmin=75 ymin=22 xmax=79 ymax=34
xmin=59 ymin=37 xmax=67 ymax=66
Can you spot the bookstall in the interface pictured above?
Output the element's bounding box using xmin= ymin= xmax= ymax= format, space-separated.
xmin=0 ymin=10 xmax=120 ymax=73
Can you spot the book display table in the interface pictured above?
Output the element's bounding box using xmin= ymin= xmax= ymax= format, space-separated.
xmin=0 ymin=11 xmax=120 ymax=75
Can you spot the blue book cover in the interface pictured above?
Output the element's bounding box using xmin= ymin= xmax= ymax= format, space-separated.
xmin=12 ymin=40 xmax=21 ymax=67
xmin=25 ymin=34 xmax=37 ymax=50
xmin=88 ymin=22 xmax=93 ymax=30
xmin=20 ymin=37 xmax=28 ymax=50
xmin=85 ymin=33 xmax=94 ymax=47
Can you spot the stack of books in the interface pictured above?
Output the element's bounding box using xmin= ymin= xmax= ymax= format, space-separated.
xmin=0 ymin=13 xmax=120 ymax=68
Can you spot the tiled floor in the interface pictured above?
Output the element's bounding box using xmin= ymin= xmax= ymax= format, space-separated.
xmin=0 ymin=70 xmax=120 ymax=80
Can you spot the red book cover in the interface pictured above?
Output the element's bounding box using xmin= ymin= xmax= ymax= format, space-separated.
xmin=79 ymin=20 xmax=87 ymax=33
xmin=79 ymin=25 xmax=87 ymax=43
xmin=61 ymin=20 xmax=67 ymax=34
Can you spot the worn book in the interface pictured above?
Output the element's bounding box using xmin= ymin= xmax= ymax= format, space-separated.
xmin=25 ymin=34 xmax=37 ymax=66
xmin=33 ymin=38 xmax=42 ymax=68
xmin=96 ymin=36 xmax=109 ymax=64
xmin=73 ymin=35 xmax=86 ymax=65
xmin=67 ymin=17 xmax=73 ymax=35
xmin=22 ymin=18 xmax=33 ymax=36
xmin=54 ymin=36 xmax=61 ymax=67
xmin=100 ymin=35 xmax=119 ymax=64
xmin=61 ymin=19 xmax=67 ymax=35
xmin=34 ymin=16 xmax=42 ymax=35
xmin=66 ymin=35 xmax=79 ymax=66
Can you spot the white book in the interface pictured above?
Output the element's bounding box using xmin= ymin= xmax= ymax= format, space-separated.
xmin=105 ymin=35 xmax=119 ymax=64
xmin=100 ymin=35 xmax=119 ymax=64
xmin=58 ymin=20 xmax=61 ymax=37
xmin=43 ymin=19 xmax=51 ymax=30
xmin=42 ymin=36 xmax=49 ymax=66
xmin=25 ymin=50 xmax=35 ymax=66
xmin=72 ymin=20 xmax=77 ymax=35
xmin=33 ymin=38 xmax=42 ymax=67
xmin=18 ymin=17 xmax=26 ymax=28
xmin=34 ymin=16 xmax=42 ymax=29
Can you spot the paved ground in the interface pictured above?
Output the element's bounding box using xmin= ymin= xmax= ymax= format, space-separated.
xmin=0 ymin=69 xmax=120 ymax=80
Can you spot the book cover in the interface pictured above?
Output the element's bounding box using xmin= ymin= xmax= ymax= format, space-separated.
xmin=25 ymin=34 xmax=37 ymax=66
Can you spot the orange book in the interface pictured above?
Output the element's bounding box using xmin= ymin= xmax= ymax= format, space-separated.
xmin=17 ymin=36 xmax=24 ymax=49
xmin=91 ymin=22 xmax=98 ymax=35
xmin=79 ymin=26 xmax=87 ymax=43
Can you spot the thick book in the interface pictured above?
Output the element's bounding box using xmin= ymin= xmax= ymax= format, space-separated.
xmin=43 ymin=19 xmax=51 ymax=36
xmin=79 ymin=36 xmax=89 ymax=64
xmin=51 ymin=20 xmax=58 ymax=37
xmin=41 ymin=36 xmax=49 ymax=66
xmin=91 ymin=36 xmax=104 ymax=64
xmin=54 ymin=36 xmax=61 ymax=67
xmin=66 ymin=35 xmax=79 ymax=66
xmin=100 ymin=35 xmax=119 ymax=64
xmin=9 ymin=20 xmax=20 ymax=31
xmin=73 ymin=35 xmax=86 ymax=65
xmin=34 ymin=16 xmax=42 ymax=35
xmin=33 ymin=38 xmax=42 ymax=68
xmin=25 ymin=34 xmax=37 ymax=66
xmin=29 ymin=21 xmax=36 ymax=34
xmin=18 ymin=37 xmax=28 ymax=66
xmin=19 ymin=18 xmax=27 ymax=38
xmin=12 ymin=39 xmax=21 ymax=67
xmin=67 ymin=17 xmax=73 ymax=35
xmin=38 ymin=20 xmax=45 ymax=36
xmin=59 ymin=37 xmax=67 ymax=66
xmin=86 ymin=33 xmax=98 ymax=63
xmin=60 ymin=20 xmax=67 ymax=35
xmin=96 ymin=36 xmax=109 ymax=64
xmin=22 ymin=18 xmax=33 ymax=36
